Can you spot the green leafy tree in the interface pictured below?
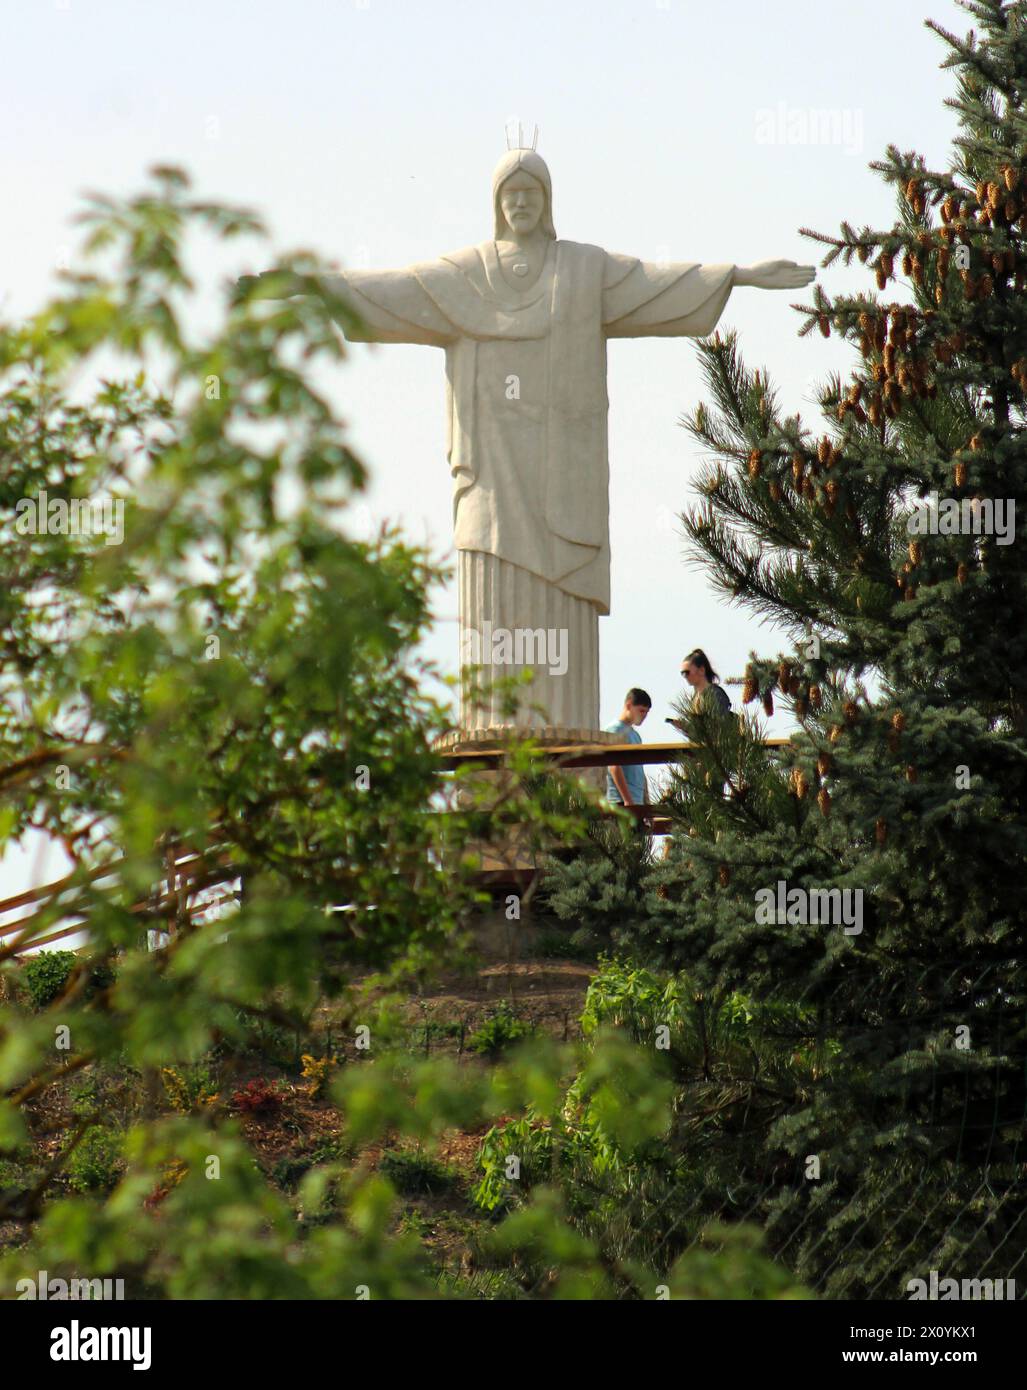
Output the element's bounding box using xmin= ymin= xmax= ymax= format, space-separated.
xmin=0 ymin=168 xmax=600 ymax=1297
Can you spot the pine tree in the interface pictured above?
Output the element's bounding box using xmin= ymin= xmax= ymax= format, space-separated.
xmin=547 ymin=0 xmax=1027 ymax=1295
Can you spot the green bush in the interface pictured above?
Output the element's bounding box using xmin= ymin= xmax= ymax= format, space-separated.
xmin=66 ymin=1126 xmax=125 ymax=1194
xmin=468 ymin=1005 xmax=533 ymax=1057
xmin=529 ymin=928 xmax=600 ymax=962
xmin=379 ymin=1147 xmax=460 ymax=1196
xmin=21 ymin=951 xmax=79 ymax=1010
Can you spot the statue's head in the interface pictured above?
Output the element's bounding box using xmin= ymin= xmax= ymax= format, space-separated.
xmin=491 ymin=150 xmax=556 ymax=240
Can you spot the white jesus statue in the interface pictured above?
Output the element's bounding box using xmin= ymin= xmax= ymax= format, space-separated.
xmin=309 ymin=147 xmax=814 ymax=744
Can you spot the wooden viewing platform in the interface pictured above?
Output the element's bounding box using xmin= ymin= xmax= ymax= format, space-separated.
xmin=1 ymin=737 xmax=795 ymax=954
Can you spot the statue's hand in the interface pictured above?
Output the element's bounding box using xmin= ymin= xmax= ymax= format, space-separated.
xmin=740 ymin=260 xmax=817 ymax=290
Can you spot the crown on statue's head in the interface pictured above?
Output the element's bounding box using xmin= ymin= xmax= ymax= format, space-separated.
xmin=504 ymin=120 xmax=539 ymax=152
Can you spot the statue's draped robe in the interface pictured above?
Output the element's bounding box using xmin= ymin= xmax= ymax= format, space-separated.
xmin=325 ymin=241 xmax=734 ymax=734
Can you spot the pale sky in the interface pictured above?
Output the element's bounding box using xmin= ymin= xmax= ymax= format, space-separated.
xmin=1 ymin=0 xmax=962 ymax=914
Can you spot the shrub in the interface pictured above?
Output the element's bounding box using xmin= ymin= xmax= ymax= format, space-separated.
xmin=21 ymin=951 xmax=79 ymax=1010
xmin=468 ymin=1005 xmax=533 ymax=1057
xmin=230 ymin=1078 xmax=283 ymax=1116
xmin=300 ymin=1054 xmax=334 ymax=1099
xmin=162 ymin=1065 xmax=220 ymax=1114
xmin=66 ymin=1126 xmax=124 ymax=1193
xmin=530 ymin=928 xmax=600 ymax=962
xmin=379 ymin=1148 xmax=459 ymax=1196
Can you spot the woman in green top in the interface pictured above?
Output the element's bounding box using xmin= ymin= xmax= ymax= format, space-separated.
xmin=680 ymin=649 xmax=732 ymax=715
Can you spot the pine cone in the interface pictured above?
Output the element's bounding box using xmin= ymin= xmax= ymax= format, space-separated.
xmin=829 ymin=725 xmax=843 ymax=744
xmin=778 ymin=660 xmax=792 ymax=690
xmin=718 ymin=864 xmax=731 ymax=888
xmin=769 ymin=480 xmax=783 ymax=502
xmin=957 ymin=561 xmax=969 ymax=585
xmin=1004 ymin=165 xmax=1020 ymax=191
xmin=891 ymin=711 xmax=906 ymax=732
xmin=908 ymin=540 xmax=923 ymax=565
xmin=809 ymin=684 xmax=823 ymax=709
xmin=817 ymin=437 xmax=831 ymax=465
xmin=902 ymin=250 xmax=913 ymax=277
xmin=818 ymin=314 xmax=831 ymax=337
xmin=970 ymin=433 xmax=983 ymax=451
xmin=817 ymin=751 xmax=832 ymax=777
xmin=883 ymin=344 xmax=896 ymax=376
xmin=748 ymin=448 xmax=762 ymax=479
xmin=742 ymin=674 xmax=758 ymax=705
xmin=875 ymin=817 xmax=887 ymax=846
xmin=979 ymin=273 xmax=994 ymax=296
xmin=954 ymin=460 xmax=968 ymax=488
xmin=817 ymin=787 xmax=831 ymax=818
xmin=790 ymin=767 xmax=809 ymax=799
xmin=843 ymin=700 xmax=859 ymax=724
xmin=762 ymin=690 xmax=775 ymax=717
xmin=794 ymin=695 xmax=809 ymax=722
xmin=905 ymin=764 xmax=918 ymax=783
xmin=858 ymin=311 xmax=873 ymax=333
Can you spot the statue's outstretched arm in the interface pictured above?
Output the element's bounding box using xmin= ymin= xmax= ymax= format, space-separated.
xmin=732 ymin=260 xmax=816 ymax=290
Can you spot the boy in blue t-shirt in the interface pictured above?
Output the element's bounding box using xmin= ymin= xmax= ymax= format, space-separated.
xmin=605 ymin=688 xmax=652 ymax=805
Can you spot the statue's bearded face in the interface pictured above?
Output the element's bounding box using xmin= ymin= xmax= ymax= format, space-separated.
xmin=499 ymin=172 xmax=546 ymax=235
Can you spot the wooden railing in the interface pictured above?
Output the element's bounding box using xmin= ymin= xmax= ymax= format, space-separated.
xmin=439 ymin=735 xmax=793 ymax=834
